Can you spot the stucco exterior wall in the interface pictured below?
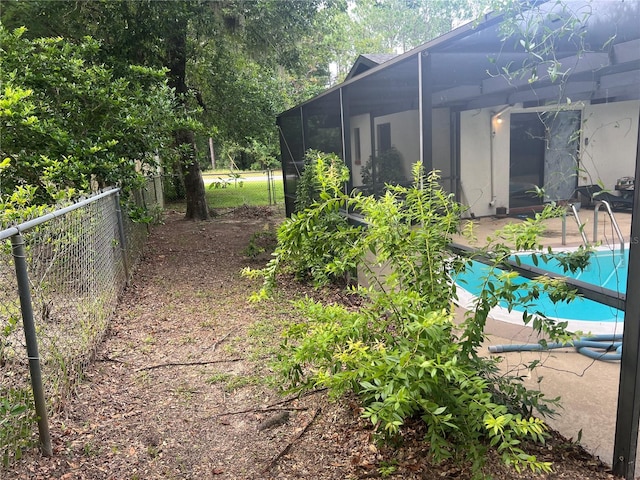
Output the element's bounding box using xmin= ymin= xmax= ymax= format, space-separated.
xmin=374 ymin=109 xmax=420 ymax=181
xmin=350 ymin=113 xmax=372 ymax=187
xmin=580 ymin=99 xmax=640 ymax=190
xmin=460 ymin=108 xmax=499 ymax=217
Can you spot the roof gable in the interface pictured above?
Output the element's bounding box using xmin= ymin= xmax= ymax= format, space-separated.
xmin=345 ymin=53 xmax=398 ymax=80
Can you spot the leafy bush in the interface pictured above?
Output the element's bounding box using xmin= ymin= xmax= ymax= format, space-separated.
xmin=0 ymin=389 xmax=35 ymax=467
xmin=278 ymin=296 xmax=550 ymax=475
xmin=361 ymin=147 xmax=407 ymax=194
xmin=295 ymin=149 xmax=350 ymax=212
xmin=244 ymin=151 xmax=358 ymax=298
xmin=0 ymin=26 xmax=175 ymax=206
xmin=247 ymin=156 xmax=587 ymax=476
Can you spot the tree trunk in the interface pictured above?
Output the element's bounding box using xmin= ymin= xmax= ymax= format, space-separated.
xmin=175 ymin=128 xmax=209 ymax=220
xmin=167 ymin=11 xmax=209 ymax=220
xmin=174 ymin=130 xmax=209 ymax=219
xmin=184 ymin=160 xmax=209 ymax=220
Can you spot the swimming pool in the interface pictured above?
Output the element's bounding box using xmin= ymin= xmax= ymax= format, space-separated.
xmin=455 ymin=247 xmax=627 ymax=334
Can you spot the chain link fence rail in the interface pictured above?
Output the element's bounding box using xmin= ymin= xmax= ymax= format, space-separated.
xmin=0 ymin=181 xmax=161 ymax=467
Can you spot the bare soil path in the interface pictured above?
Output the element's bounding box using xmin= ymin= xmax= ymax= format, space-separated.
xmin=7 ymin=207 xmax=618 ymax=479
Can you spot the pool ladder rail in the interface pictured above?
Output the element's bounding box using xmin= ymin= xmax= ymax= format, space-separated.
xmin=562 ymin=200 xmax=625 ymax=258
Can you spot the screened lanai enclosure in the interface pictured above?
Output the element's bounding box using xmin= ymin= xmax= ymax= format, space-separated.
xmin=277 ymin=1 xmax=640 ymax=478
xmin=277 ymin=0 xmax=640 ymax=218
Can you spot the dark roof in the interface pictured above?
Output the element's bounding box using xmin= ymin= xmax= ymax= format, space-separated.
xmin=345 ymin=54 xmax=399 ymax=80
xmin=361 ymin=54 xmax=398 ymax=64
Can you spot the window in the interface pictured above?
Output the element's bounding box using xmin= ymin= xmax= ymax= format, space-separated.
xmin=377 ymin=123 xmax=391 ymax=153
xmin=353 ymin=128 xmax=362 ymax=165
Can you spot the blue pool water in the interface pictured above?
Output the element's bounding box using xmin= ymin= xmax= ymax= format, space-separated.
xmin=456 ymin=248 xmax=627 ymax=323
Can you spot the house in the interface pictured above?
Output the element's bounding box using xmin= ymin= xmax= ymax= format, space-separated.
xmin=276 ymin=0 xmax=640 ymax=218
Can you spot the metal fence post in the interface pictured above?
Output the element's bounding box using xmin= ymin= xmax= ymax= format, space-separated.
xmin=10 ymin=234 xmax=52 ymax=457
xmin=114 ymin=191 xmax=130 ymax=283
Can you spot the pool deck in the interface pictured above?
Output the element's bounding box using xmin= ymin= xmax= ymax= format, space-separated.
xmin=453 ymin=209 xmax=634 ymax=475
xmin=454 ymin=207 xmax=633 ymax=251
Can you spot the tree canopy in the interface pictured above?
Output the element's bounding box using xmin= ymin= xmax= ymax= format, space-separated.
xmin=324 ymin=0 xmax=491 ymax=82
xmin=1 ymin=0 xmax=498 ymax=217
xmin=0 ymin=25 xmax=175 ymax=214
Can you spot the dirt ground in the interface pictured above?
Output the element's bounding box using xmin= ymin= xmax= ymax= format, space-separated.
xmin=6 ymin=206 xmax=619 ymax=479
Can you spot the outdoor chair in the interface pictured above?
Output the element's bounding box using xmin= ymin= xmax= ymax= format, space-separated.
xmin=575 ymin=184 xmax=633 ymax=210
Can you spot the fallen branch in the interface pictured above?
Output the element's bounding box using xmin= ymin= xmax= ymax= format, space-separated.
xmin=265 ymin=388 xmax=328 ymax=409
xmin=96 ymin=356 xmax=127 ymax=364
xmin=216 ymin=406 xmax=309 ymax=418
xmin=262 ymin=408 xmax=321 ymax=474
xmin=135 ymin=358 xmax=242 ymax=372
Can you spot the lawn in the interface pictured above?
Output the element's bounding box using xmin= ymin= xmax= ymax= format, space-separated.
xmin=205 ymin=177 xmax=283 ymax=208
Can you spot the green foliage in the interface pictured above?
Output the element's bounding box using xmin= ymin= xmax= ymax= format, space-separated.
xmin=295 ymin=150 xmax=350 ymax=212
xmin=243 ymin=152 xmax=357 ymax=299
xmin=1 ymin=0 xmax=343 ymax=184
xmin=243 ymin=229 xmax=277 ymax=259
xmin=207 ymin=173 xmax=244 ymax=189
xmin=326 ymin=0 xmax=490 ymax=82
xmin=0 ymin=312 xmax=20 ymax=368
xmin=0 ymin=389 xmax=35 ymax=467
xmin=245 ymin=158 xmax=586 ymax=475
xmin=0 ymin=26 xmax=175 ymax=206
xmin=484 ymin=0 xmax=610 ymax=123
xmin=361 ymin=147 xmax=407 ymax=193
xmin=278 ymin=298 xmax=551 ymax=475
xmin=356 ymin=166 xmax=463 ymax=302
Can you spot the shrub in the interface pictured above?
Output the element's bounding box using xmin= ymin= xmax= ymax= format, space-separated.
xmin=247 ymin=157 xmax=586 ymax=476
xmin=361 ymin=147 xmax=407 ymax=194
xmin=294 ymin=149 xmax=350 ymax=212
xmin=244 ymin=151 xmax=359 ymax=298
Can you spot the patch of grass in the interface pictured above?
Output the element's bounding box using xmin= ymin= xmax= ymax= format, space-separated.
xmin=147 ymin=445 xmax=161 ymax=458
xmin=194 ymin=289 xmax=214 ymax=299
xmin=205 ymin=371 xmax=264 ymax=392
xmin=199 ymin=319 xmax=216 ymax=329
xmin=82 ymin=441 xmax=99 ymax=457
xmin=247 ymin=319 xmax=277 ymax=339
xmin=206 ymin=372 xmax=232 ymax=385
xmin=246 ymin=319 xmax=281 ymax=359
xmin=206 ymin=179 xmax=283 ymax=208
xmin=174 ymin=384 xmax=198 ymax=401
xmin=222 ymin=338 xmax=242 ymax=356
xmin=135 ymin=371 xmax=151 ymax=386
xmin=224 ymin=374 xmax=262 ymax=392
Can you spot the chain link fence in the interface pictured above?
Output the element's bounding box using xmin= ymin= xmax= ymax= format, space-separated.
xmin=0 ymin=179 xmax=161 ymax=467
